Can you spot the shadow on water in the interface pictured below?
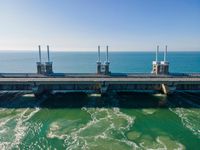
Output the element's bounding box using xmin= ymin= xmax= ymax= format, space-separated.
xmin=0 ymin=92 xmax=200 ymax=109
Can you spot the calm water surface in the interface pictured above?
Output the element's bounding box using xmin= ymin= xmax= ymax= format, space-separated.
xmin=0 ymin=51 xmax=200 ymax=150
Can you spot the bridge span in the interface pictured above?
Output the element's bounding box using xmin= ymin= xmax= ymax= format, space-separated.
xmin=0 ymin=73 xmax=200 ymax=95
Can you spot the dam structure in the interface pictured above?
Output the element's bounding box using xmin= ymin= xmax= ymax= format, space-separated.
xmin=0 ymin=45 xmax=200 ymax=95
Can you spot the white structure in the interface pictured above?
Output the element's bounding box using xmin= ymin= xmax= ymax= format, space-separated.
xmin=36 ymin=45 xmax=53 ymax=75
xmin=152 ymin=45 xmax=161 ymax=75
xmin=96 ymin=45 xmax=111 ymax=75
xmin=152 ymin=45 xmax=169 ymax=75
xmin=96 ymin=45 xmax=102 ymax=74
xmin=160 ymin=45 xmax=169 ymax=74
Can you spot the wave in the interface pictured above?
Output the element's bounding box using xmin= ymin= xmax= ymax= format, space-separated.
xmin=170 ymin=108 xmax=200 ymax=139
xmin=169 ymin=93 xmax=200 ymax=139
xmin=0 ymin=94 xmax=44 ymax=150
xmin=139 ymin=135 xmax=185 ymax=150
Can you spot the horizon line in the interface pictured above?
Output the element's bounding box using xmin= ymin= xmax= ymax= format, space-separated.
xmin=0 ymin=50 xmax=199 ymax=52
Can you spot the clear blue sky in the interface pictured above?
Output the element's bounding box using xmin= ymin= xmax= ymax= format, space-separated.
xmin=0 ymin=0 xmax=199 ymax=51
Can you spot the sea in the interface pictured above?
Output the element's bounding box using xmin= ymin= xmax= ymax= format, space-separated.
xmin=0 ymin=51 xmax=200 ymax=150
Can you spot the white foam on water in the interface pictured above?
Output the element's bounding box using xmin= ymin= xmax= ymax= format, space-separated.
xmin=0 ymin=109 xmax=30 ymax=150
xmin=0 ymin=111 xmax=16 ymax=147
xmin=139 ymin=135 xmax=185 ymax=150
xmin=0 ymin=93 xmax=45 ymax=150
xmin=140 ymin=141 xmax=163 ymax=150
xmin=156 ymin=137 xmax=168 ymax=150
xmin=47 ymin=122 xmax=66 ymax=140
xmin=170 ymin=107 xmax=200 ymax=139
xmin=157 ymin=136 xmax=185 ymax=150
xmin=22 ymin=94 xmax=35 ymax=97
xmin=0 ymin=108 xmax=6 ymax=112
xmin=168 ymin=93 xmax=200 ymax=139
xmin=175 ymin=143 xmax=186 ymax=150
xmin=116 ymin=138 xmax=139 ymax=149
xmin=88 ymin=94 xmax=101 ymax=97
xmin=0 ymin=116 xmax=14 ymax=127
xmin=0 ymin=128 xmax=6 ymax=134
xmin=30 ymin=122 xmax=43 ymax=135
xmin=0 ymin=142 xmax=10 ymax=150
xmin=153 ymin=94 xmax=166 ymax=97
xmin=142 ymin=109 xmax=157 ymax=115
xmin=26 ymin=137 xmax=51 ymax=150
xmin=10 ymin=107 xmax=40 ymax=149
xmin=47 ymin=107 xmax=138 ymax=150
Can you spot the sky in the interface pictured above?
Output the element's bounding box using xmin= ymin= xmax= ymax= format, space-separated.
xmin=0 ymin=0 xmax=199 ymax=51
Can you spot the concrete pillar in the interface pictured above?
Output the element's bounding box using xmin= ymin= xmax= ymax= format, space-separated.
xmin=97 ymin=46 xmax=102 ymax=74
xmin=160 ymin=45 xmax=169 ymax=74
xmin=37 ymin=62 xmax=46 ymax=74
xmin=45 ymin=45 xmax=53 ymax=74
xmin=160 ymin=62 xmax=169 ymax=74
xmin=152 ymin=46 xmax=161 ymax=75
xmin=104 ymin=45 xmax=110 ymax=75
xmin=161 ymin=84 xmax=176 ymax=95
xmin=104 ymin=62 xmax=110 ymax=75
xmin=45 ymin=62 xmax=53 ymax=74
xmin=97 ymin=62 xmax=101 ymax=74
xmin=100 ymin=82 xmax=109 ymax=94
xmin=152 ymin=61 xmax=161 ymax=75
xmin=36 ymin=45 xmax=46 ymax=74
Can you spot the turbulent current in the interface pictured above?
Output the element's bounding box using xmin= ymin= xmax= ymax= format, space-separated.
xmin=0 ymin=92 xmax=200 ymax=150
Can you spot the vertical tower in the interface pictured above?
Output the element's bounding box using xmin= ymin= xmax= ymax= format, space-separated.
xmin=160 ymin=45 xmax=169 ymax=74
xmin=39 ymin=45 xmax=42 ymax=63
xmin=164 ymin=45 xmax=167 ymax=62
xmin=152 ymin=45 xmax=161 ymax=75
xmin=104 ymin=45 xmax=110 ymax=75
xmin=36 ymin=45 xmax=45 ymax=74
xmin=96 ymin=45 xmax=111 ymax=75
xmin=45 ymin=45 xmax=53 ymax=74
xmin=96 ymin=45 xmax=102 ymax=74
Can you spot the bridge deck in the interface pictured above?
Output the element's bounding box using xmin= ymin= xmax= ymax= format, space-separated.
xmin=0 ymin=77 xmax=200 ymax=84
xmin=0 ymin=73 xmax=199 ymax=85
xmin=0 ymin=73 xmax=199 ymax=94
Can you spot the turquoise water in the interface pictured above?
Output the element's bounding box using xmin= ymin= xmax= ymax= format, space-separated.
xmin=0 ymin=51 xmax=200 ymax=73
xmin=0 ymin=51 xmax=200 ymax=150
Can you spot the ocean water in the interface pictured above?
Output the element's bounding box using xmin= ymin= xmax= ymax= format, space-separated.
xmin=0 ymin=51 xmax=200 ymax=150
xmin=0 ymin=51 xmax=200 ymax=73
